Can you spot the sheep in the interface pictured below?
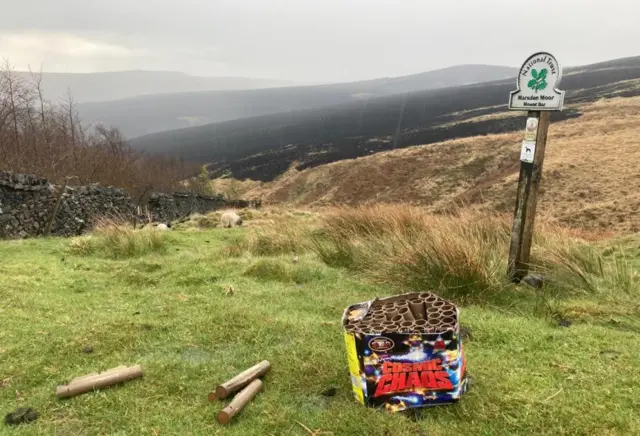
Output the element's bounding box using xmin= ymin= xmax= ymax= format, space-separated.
xmin=156 ymin=223 xmax=170 ymax=231
xmin=220 ymin=211 xmax=243 ymax=228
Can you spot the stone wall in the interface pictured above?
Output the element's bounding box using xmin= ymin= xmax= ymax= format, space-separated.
xmin=0 ymin=171 xmax=260 ymax=239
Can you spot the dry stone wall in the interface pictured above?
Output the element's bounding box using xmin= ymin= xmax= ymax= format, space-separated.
xmin=0 ymin=171 xmax=260 ymax=239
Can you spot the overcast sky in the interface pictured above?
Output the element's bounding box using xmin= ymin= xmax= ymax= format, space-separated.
xmin=1 ymin=0 xmax=639 ymax=83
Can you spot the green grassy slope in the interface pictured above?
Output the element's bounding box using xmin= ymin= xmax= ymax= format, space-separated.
xmin=1 ymin=217 xmax=639 ymax=435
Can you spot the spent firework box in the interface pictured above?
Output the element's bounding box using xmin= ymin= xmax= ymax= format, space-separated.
xmin=342 ymin=291 xmax=468 ymax=412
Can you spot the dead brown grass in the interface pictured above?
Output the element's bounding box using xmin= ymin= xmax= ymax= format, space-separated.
xmin=242 ymin=96 xmax=640 ymax=234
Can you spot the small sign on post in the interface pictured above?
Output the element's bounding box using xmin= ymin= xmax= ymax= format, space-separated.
xmin=507 ymin=52 xmax=564 ymax=283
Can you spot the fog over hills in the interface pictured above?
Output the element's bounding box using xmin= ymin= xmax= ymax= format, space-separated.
xmin=130 ymin=55 xmax=640 ymax=182
xmin=76 ymin=64 xmax=517 ymax=137
xmin=11 ymin=70 xmax=294 ymax=103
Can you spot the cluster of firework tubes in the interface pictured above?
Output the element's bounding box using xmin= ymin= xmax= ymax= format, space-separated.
xmin=345 ymin=293 xmax=458 ymax=334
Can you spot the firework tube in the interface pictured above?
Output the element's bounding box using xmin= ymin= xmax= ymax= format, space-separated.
xmin=400 ymin=321 xmax=415 ymax=332
xmin=212 ymin=360 xmax=271 ymax=400
xmin=408 ymin=299 xmax=426 ymax=320
xmin=384 ymin=307 xmax=399 ymax=321
xmin=398 ymin=306 xmax=415 ymax=321
xmin=414 ymin=319 xmax=428 ymax=332
xmin=216 ymin=379 xmax=263 ymax=424
xmin=56 ymin=365 xmax=143 ymax=399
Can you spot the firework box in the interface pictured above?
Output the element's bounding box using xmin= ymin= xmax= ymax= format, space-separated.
xmin=342 ymin=292 xmax=468 ymax=412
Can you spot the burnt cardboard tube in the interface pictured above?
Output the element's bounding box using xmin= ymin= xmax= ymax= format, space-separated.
xmin=213 ymin=360 xmax=271 ymax=400
xmin=56 ymin=365 xmax=143 ymax=399
xmin=217 ymin=379 xmax=263 ymax=424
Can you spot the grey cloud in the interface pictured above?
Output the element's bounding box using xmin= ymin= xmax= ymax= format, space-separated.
xmin=1 ymin=0 xmax=639 ymax=82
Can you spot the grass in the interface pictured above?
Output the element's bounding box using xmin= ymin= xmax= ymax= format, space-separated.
xmin=69 ymin=219 xmax=168 ymax=259
xmin=1 ymin=208 xmax=639 ymax=435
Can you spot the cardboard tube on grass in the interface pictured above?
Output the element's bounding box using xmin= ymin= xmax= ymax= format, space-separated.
xmin=217 ymin=379 xmax=263 ymax=425
xmin=56 ymin=365 xmax=143 ymax=399
xmin=213 ymin=360 xmax=271 ymax=400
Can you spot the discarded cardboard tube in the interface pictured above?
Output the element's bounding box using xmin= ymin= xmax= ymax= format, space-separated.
xmin=216 ymin=379 xmax=263 ymax=425
xmin=56 ymin=365 xmax=143 ymax=399
xmin=398 ymin=306 xmax=415 ymax=321
xmin=408 ymin=299 xmax=426 ymax=320
xmin=213 ymin=360 xmax=271 ymax=400
xmin=442 ymin=310 xmax=456 ymax=318
xmin=432 ymin=300 xmax=445 ymax=309
xmin=418 ymin=293 xmax=432 ymax=300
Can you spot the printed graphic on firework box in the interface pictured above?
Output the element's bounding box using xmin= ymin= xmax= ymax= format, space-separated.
xmin=342 ymin=291 xmax=468 ymax=412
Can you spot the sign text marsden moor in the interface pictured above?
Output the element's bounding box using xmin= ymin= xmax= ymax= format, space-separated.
xmin=509 ymin=52 xmax=565 ymax=111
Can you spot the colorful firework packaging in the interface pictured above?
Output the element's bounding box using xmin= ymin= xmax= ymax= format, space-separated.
xmin=342 ymin=292 xmax=468 ymax=412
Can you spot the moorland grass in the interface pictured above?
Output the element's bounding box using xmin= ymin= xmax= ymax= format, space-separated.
xmin=1 ymin=209 xmax=639 ymax=435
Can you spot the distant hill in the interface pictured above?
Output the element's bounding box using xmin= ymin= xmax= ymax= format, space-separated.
xmin=236 ymin=96 xmax=640 ymax=234
xmin=130 ymin=55 xmax=640 ymax=182
xmin=12 ymin=70 xmax=294 ymax=103
xmin=77 ymin=65 xmax=517 ymax=137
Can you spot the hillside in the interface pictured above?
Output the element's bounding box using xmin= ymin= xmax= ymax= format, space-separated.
xmin=131 ymin=56 xmax=640 ymax=181
xmin=80 ymin=65 xmax=517 ymax=137
xmin=12 ymin=70 xmax=293 ymax=103
xmin=229 ymin=96 xmax=640 ymax=234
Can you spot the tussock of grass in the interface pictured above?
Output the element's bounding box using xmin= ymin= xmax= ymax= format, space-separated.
xmin=308 ymin=205 xmax=640 ymax=303
xmin=69 ymin=219 xmax=167 ymax=259
xmin=244 ymin=258 xmax=323 ymax=284
xmin=224 ymin=223 xmax=306 ymax=257
xmin=2 ymin=209 xmax=640 ymax=435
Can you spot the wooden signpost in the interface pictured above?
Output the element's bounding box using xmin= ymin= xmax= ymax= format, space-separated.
xmin=507 ymin=52 xmax=565 ymax=282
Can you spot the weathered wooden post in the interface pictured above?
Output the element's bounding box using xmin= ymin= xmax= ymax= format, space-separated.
xmin=507 ymin=52 xmax=565 ymax=282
